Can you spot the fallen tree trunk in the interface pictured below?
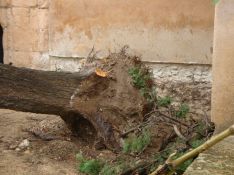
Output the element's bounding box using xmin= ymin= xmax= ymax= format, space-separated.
xmin=0 ymin=64 xmax=88 ymax=115
xmin=0 ymin=55 xmax=149 ymax=151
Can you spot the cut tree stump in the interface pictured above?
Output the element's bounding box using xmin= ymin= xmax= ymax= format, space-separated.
xmin=0 ymin=54 xmax=150 ymax=151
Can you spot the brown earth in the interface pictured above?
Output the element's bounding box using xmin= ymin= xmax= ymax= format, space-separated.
xmin=0 ymin=109 xmax=174 ymax=175
xmin=0 ymin=109 xmax=122 ymax=175
xmin=0 ymin=109 xmax=79 ymax=175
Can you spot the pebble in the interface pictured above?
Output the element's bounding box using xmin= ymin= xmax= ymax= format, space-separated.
xmin=18 ymin=139 xmax=30 ymax=149
xmin=15 ymin=148 xmax=21 ymax=152
xmin=24 ymin=150 xmax=31 ymax=154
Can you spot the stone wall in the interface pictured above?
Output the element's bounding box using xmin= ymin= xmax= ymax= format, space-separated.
xmin=151 ymin=63 xmax=211 ymax=116
xmin=0 ymin=0 xmax=49 ymax=68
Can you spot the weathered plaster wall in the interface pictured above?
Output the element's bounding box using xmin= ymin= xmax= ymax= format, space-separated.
xmin=0 ymin=0 xmax=214 ymax=67
xmin=212 ymin=0 xmax=234 ymax=132
xmin=50 ymin=0 xmax=214 ymax=64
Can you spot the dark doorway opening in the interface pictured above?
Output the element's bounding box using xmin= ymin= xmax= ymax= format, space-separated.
xmin=0 ymin=25 xmax=3 ymax=64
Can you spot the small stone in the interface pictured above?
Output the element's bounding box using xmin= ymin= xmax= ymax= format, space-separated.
xmin=24 ymin=150 xmax=31 ymax=154
xmin=9 ymin=144 xmax=18 ymax=150
xmin=15 ymin=148 xmax=21 ymax=152
xmin=18 ymin=139 xmax=30 ymax=149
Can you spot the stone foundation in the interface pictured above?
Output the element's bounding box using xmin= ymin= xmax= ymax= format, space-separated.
xmin=150 ymin=63 xmax=211 ymax=116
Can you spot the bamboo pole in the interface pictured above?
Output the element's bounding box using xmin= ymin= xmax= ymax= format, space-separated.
xmin=150 ymin=124 xmax=234 ymax=175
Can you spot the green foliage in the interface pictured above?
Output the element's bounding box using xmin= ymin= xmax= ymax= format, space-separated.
xmin=123 ymin=129 xmax=151 ymax=154
xmin=176 ymin=104 xmax=190 ymax=118
xmin=76 ymin=153 xmax=130 ymax=175
xmin=100 ymin=164 xmax=118 ymax=175
xmin=76 ymin=153 xmax=103 ymax=175
xmin=157 ymin=96 xmax=172 ymax=107
xmin=128 ymin=67 xmax=149 ymax=89
xmin=194 ymin=121 xmax=207 ymax=136
xmin=128 ymin=67 xmax=157 ymax=102
xmin=154 ymin=148 xmax=172 ymax=165
xmin=140 ymin=87 xmax=157 ymax=103
xmin=99 ymin=162 xmax=129 ymax=175
xmin=190 ymin=139 xmax=205 ymax=149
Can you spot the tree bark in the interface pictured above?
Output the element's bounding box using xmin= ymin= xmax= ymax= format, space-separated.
xmin=0 ymin=64 xmax=119 ymax=150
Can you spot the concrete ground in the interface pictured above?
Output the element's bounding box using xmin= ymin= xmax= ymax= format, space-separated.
xmin=184 ymin=136 xmax=234 ymax=175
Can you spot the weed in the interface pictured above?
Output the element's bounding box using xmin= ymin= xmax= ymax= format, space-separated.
xmin=190 ymin=139 xmax=205 ymax=148
xmin=128 ymin=67 xmax=156 ymax=103
xmin=128 ymin=67 xmax=149 ymax=89
xmin=140 ymin=87 xmax=157 ymax=103
xmin=76 ymin=153 xmax=103 ymax=175
xmin=176 ymin=104 xmax=190 ymax=118
xmin=172 ymin=152 xmax=193 ymax=174
xmin=123 ymin=129 xmax=151 ymax=154
xmin=76 ymin=153 xmax=130 ymax=175
xmin=99 ymin=161 xmax=129 ymax=175
xmin=157 ymin=96 xmax=172 ymax=107
xmin=100 ymin=164 xmax=117 ymax=175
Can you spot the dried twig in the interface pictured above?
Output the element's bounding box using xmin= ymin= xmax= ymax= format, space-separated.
xmin=121 ymin=109 xmax=189 ymax=137
xmin=173 ymin=125 xmax=187 ymax=141
xmin=157 ymin=110 xmax=189 ymax=128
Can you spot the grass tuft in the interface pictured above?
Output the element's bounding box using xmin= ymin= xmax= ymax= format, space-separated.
xmin=123 ymin=129 xmax=151 ymax=154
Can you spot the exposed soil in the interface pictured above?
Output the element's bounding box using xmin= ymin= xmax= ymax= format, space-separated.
xmin=0 ymin=110 xmax=78 ymax=175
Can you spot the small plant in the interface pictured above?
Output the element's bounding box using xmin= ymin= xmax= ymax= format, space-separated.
xmin=76 ymin=153 xmax=130 ymax=175
xmin=123 ymin=129 xmax=151 ymax=154
xmin=100 ymin=164 xmax=118 ymax=175
xmin=157 ymin=96 xmax=172 ymax=107
xmin=140 ymin=87 xmax=157 ymax=103
xmin=190 ymin=139 xmax=205 ymax=149
xmin=173 ymin=152 xmax=193 ymax=174
xmin=176 ymin=104 xmax=190 ymax=118
xmin=128 ymin=67 xmax=157 ymax=103
xmin=76 ymin=153 xmax=104 ymax=175
xmin=128 ymin=67 xmax=150 ymax=89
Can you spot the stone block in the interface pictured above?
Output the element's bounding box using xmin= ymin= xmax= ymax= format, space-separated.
xmin=38 ymin=9 xmax=49 ymax=29
xmin=12 ymin=26 xmax=39 ymax=52
xmin=0 ymin=8 xmax=8 ymax=27
xmin=31 ymin=52 xmax=51 ymax=70
xmin=29 ymin=8 xmax=39 ymax=29
xmin=11 ymin=0 xmax=37 ymax=7
xmin=29 ymin=9 xmax=48 ymax=29
xmin=12 ymin=7 xmax=30 ymax=27
xmin=38 ymin=29 xmax=49 ymax=52
xmin=10 ymin=51 xmax=32 ymax=67
xmin=38 ymin=0 xmax=49 ymax=9
xmin=0 ymin=0 xmax=11 ymax=7
xmin=2 ymin=49 xmax=11 ymax=64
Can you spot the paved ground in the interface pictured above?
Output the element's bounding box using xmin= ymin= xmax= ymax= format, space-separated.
xmin=184 ymin=136 xmax=234 ymax=175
